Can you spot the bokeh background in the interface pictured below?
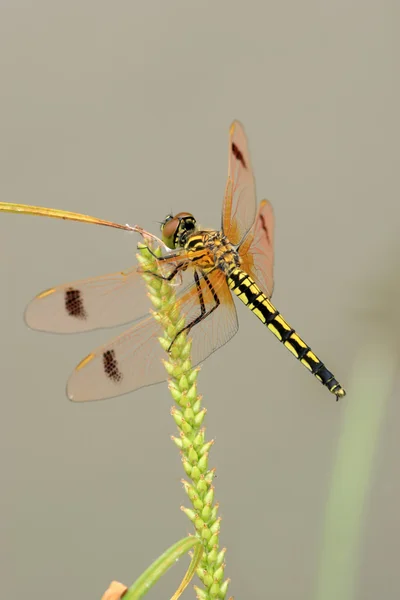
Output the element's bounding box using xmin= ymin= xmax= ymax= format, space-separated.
xmin=1 ymin=2 xmax=399 ymax=599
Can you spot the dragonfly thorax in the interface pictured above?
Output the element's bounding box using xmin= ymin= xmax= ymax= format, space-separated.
xmin=162 ymin=212 xmax=241 ymax=274
xmin=184 ymin=230 xmax=242 ymax=275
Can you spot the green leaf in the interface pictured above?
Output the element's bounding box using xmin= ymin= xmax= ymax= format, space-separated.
xmin=124 ymin=536 xmax=202 ymax=600
xmin=171 ymin=540 xmax=204 ymax=600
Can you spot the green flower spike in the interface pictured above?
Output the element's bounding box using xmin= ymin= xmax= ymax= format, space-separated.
xmin=137 ymin=243 xmax=230 ymax=600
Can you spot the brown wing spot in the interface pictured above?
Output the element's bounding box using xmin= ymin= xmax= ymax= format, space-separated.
xmin=232 ymin=142 xmax=247 ymax=169
xmin=65 ymin=288 xmax=87 ymax=319
xmin=103 ymin=350 xmax=122 ymax=383
xmin=259 ymin=213 xmax=270 ymax=244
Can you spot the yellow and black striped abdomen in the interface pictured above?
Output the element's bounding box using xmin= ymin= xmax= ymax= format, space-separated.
xmin=227 ymin=268 xmax=346 ymax=399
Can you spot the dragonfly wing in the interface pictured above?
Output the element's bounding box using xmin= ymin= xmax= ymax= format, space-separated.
xmin=24 ymin=267 xmax=153 ymax=333
xmin=67 ymin=270 xmax=238 ymax=401
xmin=239 ymin=200 xmax=275 ymax=298
xmin=67 ymin=313 xmax=168 ymax=401
xmin=24 ymin=248 xmax=188 ymax=333
xmin=222 ymin=121 xmax=257 ymax=246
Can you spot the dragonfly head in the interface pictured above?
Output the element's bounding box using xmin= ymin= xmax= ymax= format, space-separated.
xmin=161 ymin=212 xmax=197 ymax=249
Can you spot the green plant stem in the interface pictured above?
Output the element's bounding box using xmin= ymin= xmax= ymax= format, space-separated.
xmin=137 ymin=244 xmax=230 ymax=600
xmin=314 ymin=329 xmax=396 ymax=600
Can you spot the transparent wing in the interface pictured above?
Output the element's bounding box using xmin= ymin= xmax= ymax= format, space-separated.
xmin=24 ymin=247 xmax=188 ymax=333
xmin=67 ymin=270 xmax=238 ymax=401
xmin=238 ymin=200 xmax=275 ymax=298
xmin=24 ymin=267 xmax=157 ymax=333
xmin=222 ymin=121 xmax=257 ymax=246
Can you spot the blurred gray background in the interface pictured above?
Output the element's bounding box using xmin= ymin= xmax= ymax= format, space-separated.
xmin=1 ymin=2 xmax=399 ymax=599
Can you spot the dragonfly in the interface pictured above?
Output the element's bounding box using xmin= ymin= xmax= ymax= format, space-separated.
xmin=0 ymin=121 xmax=346 ymax=402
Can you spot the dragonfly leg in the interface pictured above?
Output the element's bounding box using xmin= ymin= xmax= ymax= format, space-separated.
xmin=139 ymin=245 xmax=189 ymax=282
xmin=140 ymin=244 xmax=183 ymax=262
xmin=168 ymin=270 xmax=220 ymax=351
xmin=142 ymin=261 xmax=189 ymax=283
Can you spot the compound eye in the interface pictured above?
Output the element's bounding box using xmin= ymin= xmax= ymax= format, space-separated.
xmin=161 ymin=217 xmax=180 ymax=249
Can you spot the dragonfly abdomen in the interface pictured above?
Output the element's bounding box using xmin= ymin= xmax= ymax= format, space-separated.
xmin=227 ymin=268 xmax=346 ymax=399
